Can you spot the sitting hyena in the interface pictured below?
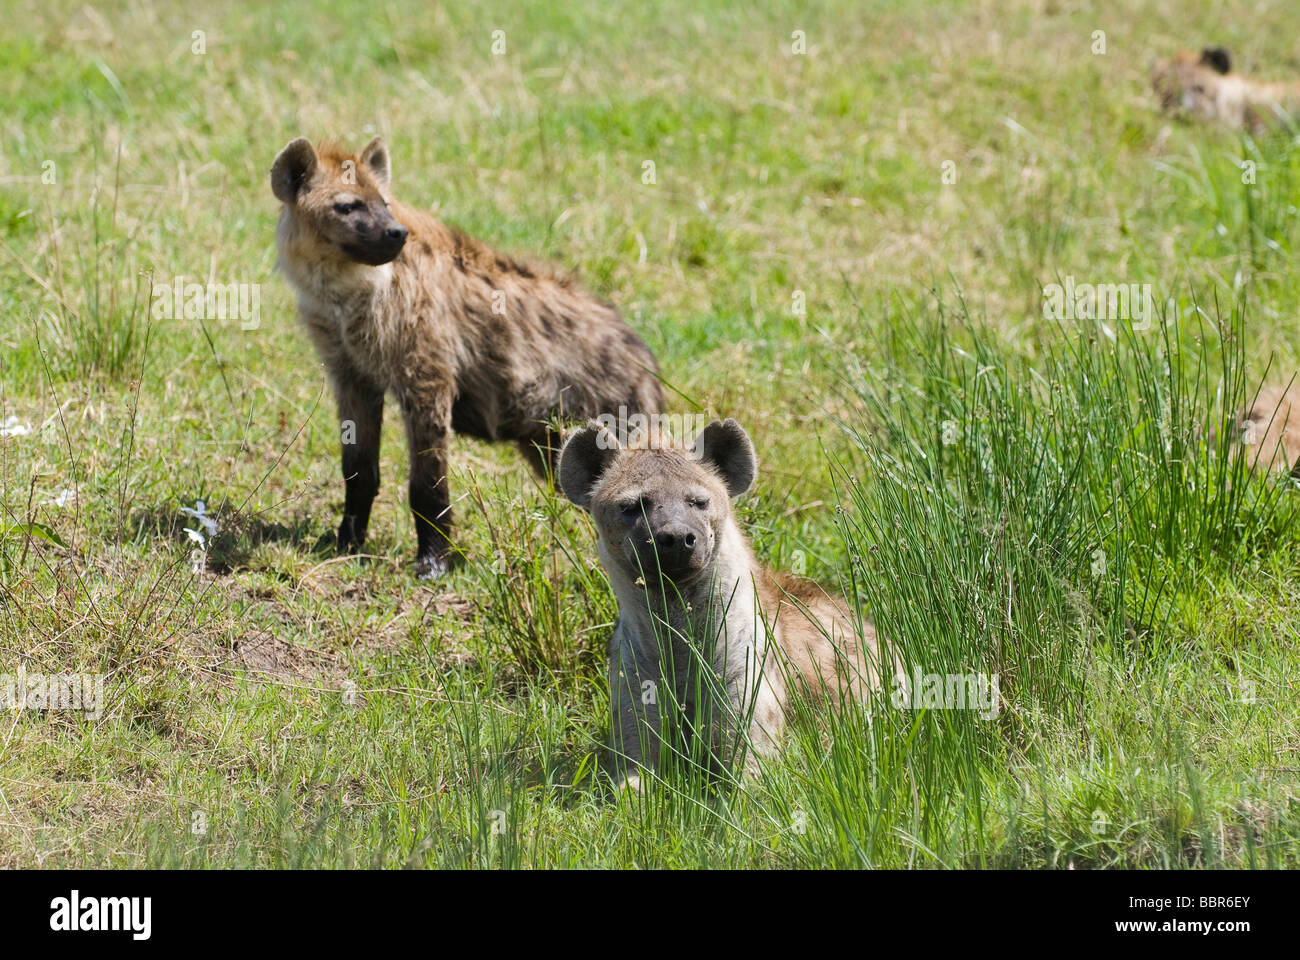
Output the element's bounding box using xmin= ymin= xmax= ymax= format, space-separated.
xmin=1151 ymin=47 xmax=1300 ymax=133
xmin=558 ymin=418 xmax=886 ymax=789
xmin=271 ymin=136 xmax=662 ymax=578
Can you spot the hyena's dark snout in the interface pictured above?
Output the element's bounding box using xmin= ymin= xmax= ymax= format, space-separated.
xmin=345 ymin=213 xmax=409 ymax=265
xmin=634 ymin=512 xmax=709 ymax=582
xmin=653 ymin=525 xmax=697 ymax=567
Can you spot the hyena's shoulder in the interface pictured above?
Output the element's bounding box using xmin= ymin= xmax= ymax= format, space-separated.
xmin=395 ymin=208 xmax=642 ymax=371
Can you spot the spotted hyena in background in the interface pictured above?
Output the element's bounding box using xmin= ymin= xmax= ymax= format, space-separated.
xmin=271 ymin=136 xmax=663 ymax=578
xmin=1151 ymin=47 xmax=1300 ymax=133
xmin=1231 ymin=382 xmax=1300 ymax=478
xmin=559 ymin=418 xmax=888 ymax=789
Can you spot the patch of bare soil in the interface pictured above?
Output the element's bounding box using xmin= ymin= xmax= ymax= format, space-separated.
xmin=180 ymin=628 xmax=344 ymax=686
xmin=182 ymin=569 xmax=476 ymax=687
xmin=237 ymin=629 xmax=346 ymax=681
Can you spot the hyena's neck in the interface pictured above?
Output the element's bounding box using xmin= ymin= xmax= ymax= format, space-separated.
xmin=275 ymin=208 xmax=398 ymax=313
xmin=607 ymin=519 xmax=761 ymax=668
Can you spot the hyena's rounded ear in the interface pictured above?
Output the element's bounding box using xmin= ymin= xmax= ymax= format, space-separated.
xmin=1200 ymin=46 xmax=1232 ymax=75
xmin=558 ymin=421 xmax=621 ymax=510
xmin=693 ymin=418 xmax=757 ymax=498
xmin=360 ymin=136 xmax=391 ymax=189
xmin=271 ymin=138 xmax=317 ymax=204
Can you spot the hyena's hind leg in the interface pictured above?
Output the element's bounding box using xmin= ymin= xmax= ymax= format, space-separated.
xmin=332 ymin=364 xmax=385 ymax=555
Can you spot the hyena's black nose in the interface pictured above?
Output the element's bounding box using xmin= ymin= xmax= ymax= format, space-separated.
xmin=386 ymin=224 xmax=408 ymax=243
xmin=650 ymin=526 xmax=698 ymax=573
xmin=654 ymin=529 xmax=694 ymax=550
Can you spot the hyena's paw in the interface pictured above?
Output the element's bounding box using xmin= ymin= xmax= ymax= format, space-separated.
xmin=414 ymin=553 xmax=452 ymax=580
xmin=336 ymin=518 xmax=368 ymax=556
xmin=616 ymin=773 xmax=643 ymax=796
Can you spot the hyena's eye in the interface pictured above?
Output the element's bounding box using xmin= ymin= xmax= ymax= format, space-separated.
xmin=688 ymin=496 xmax=709 ymax=510
xmin=620 ymin=499 xmax=644 ymax=517
xmin=332 ymin=200 xmax=364 ymax=215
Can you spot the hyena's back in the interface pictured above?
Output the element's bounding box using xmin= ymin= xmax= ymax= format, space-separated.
xmin=365 ymin=212 xmax=660 ymax=451
xmin=439 ymin=225 xmax=661 ymax=434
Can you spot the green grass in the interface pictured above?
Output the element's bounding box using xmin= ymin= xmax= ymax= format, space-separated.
xmin=1 ymin=0 xmax=1299 ymax=867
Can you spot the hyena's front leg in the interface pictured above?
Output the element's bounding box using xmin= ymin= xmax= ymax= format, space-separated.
xmin=332 ymin=365 xmax=385 ymax=556
xmin=608 ymin=636 xmax=662 ymax=792
xmin=400 ymin=385 xmax=455 ymax=580
xmin=721 ymin=647 xmax=785 ymax=778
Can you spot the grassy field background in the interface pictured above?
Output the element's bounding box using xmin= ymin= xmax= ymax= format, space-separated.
xmin=1 ymin=0 xmax=1299 ymax=867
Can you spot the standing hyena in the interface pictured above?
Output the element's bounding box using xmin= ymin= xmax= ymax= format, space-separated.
xmin=558 ymin=418 xmax=888 ymax=789
xmin=271 ymin=136 xmax=663 ymax=578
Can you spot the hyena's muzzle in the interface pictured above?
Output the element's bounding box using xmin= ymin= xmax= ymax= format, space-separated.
xmin=626 ymin=499 xmax=713 ymax=585
xmin=342 ymin=206 xmax=408 ymax=266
